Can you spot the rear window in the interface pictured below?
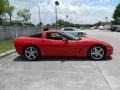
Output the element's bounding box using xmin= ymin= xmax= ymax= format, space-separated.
xmin=63 ymin=29 xmax=74 ymax=31
xmin=30 ymin=33 xmax=42 ymax=38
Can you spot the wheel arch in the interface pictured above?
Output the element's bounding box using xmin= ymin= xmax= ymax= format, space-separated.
xmin=77 ymin=32 xmax=82 ymax=35
xmin=22 ymin=44 xmax=41 ymax=55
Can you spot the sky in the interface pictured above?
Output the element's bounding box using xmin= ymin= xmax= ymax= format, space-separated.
xmin=10 ymin=0 xmax=120 ymax=25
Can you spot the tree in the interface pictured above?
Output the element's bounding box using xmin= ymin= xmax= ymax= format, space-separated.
xmin=57 ymin=19 xmax=65 ymax=26
xmin=6 ymin=5 xmax=15 ymax=24
xmin=17 ymin=9 xmax=31 ymax=24
xmin=113 ymin=3 xmax=120 ymax=25
xmin=57 ymin=19 xmax=72 ymax=27
xmin=95 ymin=21 xmax=102 ymax=26
xmin=53 ymin=19 xmax=93 ymax=29
xmin=0 ymin=0 xmax=15 ymax=25
xmin=0 ymin=0 xmax=8 ymax=24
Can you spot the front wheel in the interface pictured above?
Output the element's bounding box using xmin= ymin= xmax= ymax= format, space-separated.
xmin=23 ymin=46 xmax=39 ymax=60
xmin=88 ymin=46 xmax=106 ymax=60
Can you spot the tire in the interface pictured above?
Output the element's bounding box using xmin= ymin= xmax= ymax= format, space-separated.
xmin=78 ymin=33 xmax=82 ymax=37
xmin=88 ymin=46 xmax=106 ymax=60
xmin=23 ymin=46 xmax=39 ymax=60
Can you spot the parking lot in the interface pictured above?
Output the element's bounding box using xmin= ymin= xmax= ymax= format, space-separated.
xmin=0 ymin=30 xmax=120 ymax=90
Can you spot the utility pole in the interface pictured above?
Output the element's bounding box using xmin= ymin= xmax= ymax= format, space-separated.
xmin=37 ymin=5 xmax=41 ymax=30
xmin=33 ymin=0 xmax=42 ymax=30
xmin=55 ymin=1 xmax=59 ymax=30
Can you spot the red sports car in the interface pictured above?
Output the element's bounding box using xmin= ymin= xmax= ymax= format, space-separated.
xmin=14 ymin=30 xmax=113 ymax=60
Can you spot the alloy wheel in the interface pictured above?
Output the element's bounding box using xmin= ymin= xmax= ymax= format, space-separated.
xmin=24 ymin=46 xmax=39 ymax=60
xmin=90 ymin=46 xmax=105 ymax=60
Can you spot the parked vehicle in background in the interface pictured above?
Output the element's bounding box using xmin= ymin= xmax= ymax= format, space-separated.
xmin=98 ymin=25 xmax=111 ymax=30
xmin=61 ymin=27 xmax=86 ymax=37
xmin=110 ymin=25 xmax=120 ymax=32
xmin=98 ymin=26 xmax=104 ymax=30
xmin=90 ymin=26 xmax=98 ymax=30
xmin=116 ymin=25 xmax=120 ymax=32
xmin=106 ymin=27 xmax=111 ymax=30
xmin=90 ymin=27 xmax=95 ymax=30
xmin=104 ymin=25 xmax=111 ymax=30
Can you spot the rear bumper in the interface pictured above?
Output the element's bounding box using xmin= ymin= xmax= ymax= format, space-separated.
xmin=14 ymin=44 xmax=23 ymax=55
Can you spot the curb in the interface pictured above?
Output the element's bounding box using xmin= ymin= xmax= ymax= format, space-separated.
xmin=0 ymin=49 xmax=16 ymax=58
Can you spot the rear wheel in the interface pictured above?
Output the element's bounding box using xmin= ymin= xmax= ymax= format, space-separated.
xmin=88 ymin=46 xmax=106 ymax=60
xmin=23 ymin=46 xmax=39 ymax=60
xmin=78 ymin=33 xmax=82 ymax=37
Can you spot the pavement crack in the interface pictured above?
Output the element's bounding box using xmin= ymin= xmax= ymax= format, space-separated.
xmin=94 ymin=61 xmax=112 ymax=90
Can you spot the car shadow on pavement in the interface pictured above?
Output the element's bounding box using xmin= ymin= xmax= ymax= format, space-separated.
xmin=13 ymin=56 xmax=112 ymax=62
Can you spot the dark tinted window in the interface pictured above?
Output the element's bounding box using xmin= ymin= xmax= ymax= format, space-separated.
xmin=64 ymin=29 xmax=74 ymax=31
xmin=46 ymin=32 xmax=64 ymax=40
xmin=30 ymin=33 xmax=42 ymax=38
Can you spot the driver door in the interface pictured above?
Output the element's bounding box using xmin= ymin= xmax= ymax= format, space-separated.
xmin=43 ymin=32 xmax=65 ymax=56
xmin=63 ymin=40 xmax=81 ymax=57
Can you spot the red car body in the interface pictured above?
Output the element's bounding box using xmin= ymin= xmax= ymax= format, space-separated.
xmin=14 ymin=30 xmax=113 ymax=60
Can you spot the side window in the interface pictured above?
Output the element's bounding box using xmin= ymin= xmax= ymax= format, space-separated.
xmin=30 ymin=33 xmax=42 ymax=38
xmin=64 ymin=29 xmax=74 ymax=31
xmin=46 ymin=32 xmax=64 ymax=40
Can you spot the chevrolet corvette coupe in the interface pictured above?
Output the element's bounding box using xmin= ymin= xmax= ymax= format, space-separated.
xmin=14 ymin=30 xmax=113 ymax=60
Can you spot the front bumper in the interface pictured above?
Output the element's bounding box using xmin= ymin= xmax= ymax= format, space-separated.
xmin=106 ymin=47 xmax=113 ymax=56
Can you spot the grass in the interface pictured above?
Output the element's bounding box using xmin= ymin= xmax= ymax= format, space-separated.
xmin=0 ymin=39 xmax=14 ymax=53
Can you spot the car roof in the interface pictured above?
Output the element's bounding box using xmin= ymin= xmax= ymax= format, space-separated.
xmin=62 ymin=27 xmax=74 ymax=29
xmin=44 ymin=30 xmax=62 ymax=33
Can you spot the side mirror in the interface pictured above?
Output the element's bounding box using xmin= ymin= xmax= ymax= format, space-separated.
xmin=63 ymin=38 xmax=68 ymax=43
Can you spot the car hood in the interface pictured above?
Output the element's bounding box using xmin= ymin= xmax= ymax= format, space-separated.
xmin=81 ymin=37 xmax=97 ymax=41
xmin=80 ymin=37 xmax=111 ymax=46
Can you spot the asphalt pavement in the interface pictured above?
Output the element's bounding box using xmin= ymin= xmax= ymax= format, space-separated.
xmin=0 ymin=30 xmax=120 ymax=90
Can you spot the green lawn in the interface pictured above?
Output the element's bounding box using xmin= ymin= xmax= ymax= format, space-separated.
xmin=0 ymin=39 xmax=14 ymax=53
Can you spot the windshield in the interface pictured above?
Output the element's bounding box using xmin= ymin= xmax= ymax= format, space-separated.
xmin=61 ymin=32 xmax=79 ymax=40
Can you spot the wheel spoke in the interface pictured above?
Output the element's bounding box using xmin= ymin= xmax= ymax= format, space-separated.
xmin=91 ymin=52 xmax=94 ymax=56
xmin=94 ymin=47 xmax=97 ymax=52
xmin=98 ymin=49 xmax=102 ymax=53
xmin=32 ymin=54 xmax=36 ymax=59
xmin=33 ymin=50 xmax=37 ymax=54
xmin=30 ymin=47 xmax=33 ymax=52
xmin=98 ymin=53 xmax=103 ymax=57
xmin=28 ymin=53 xmax=32 ymax=58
